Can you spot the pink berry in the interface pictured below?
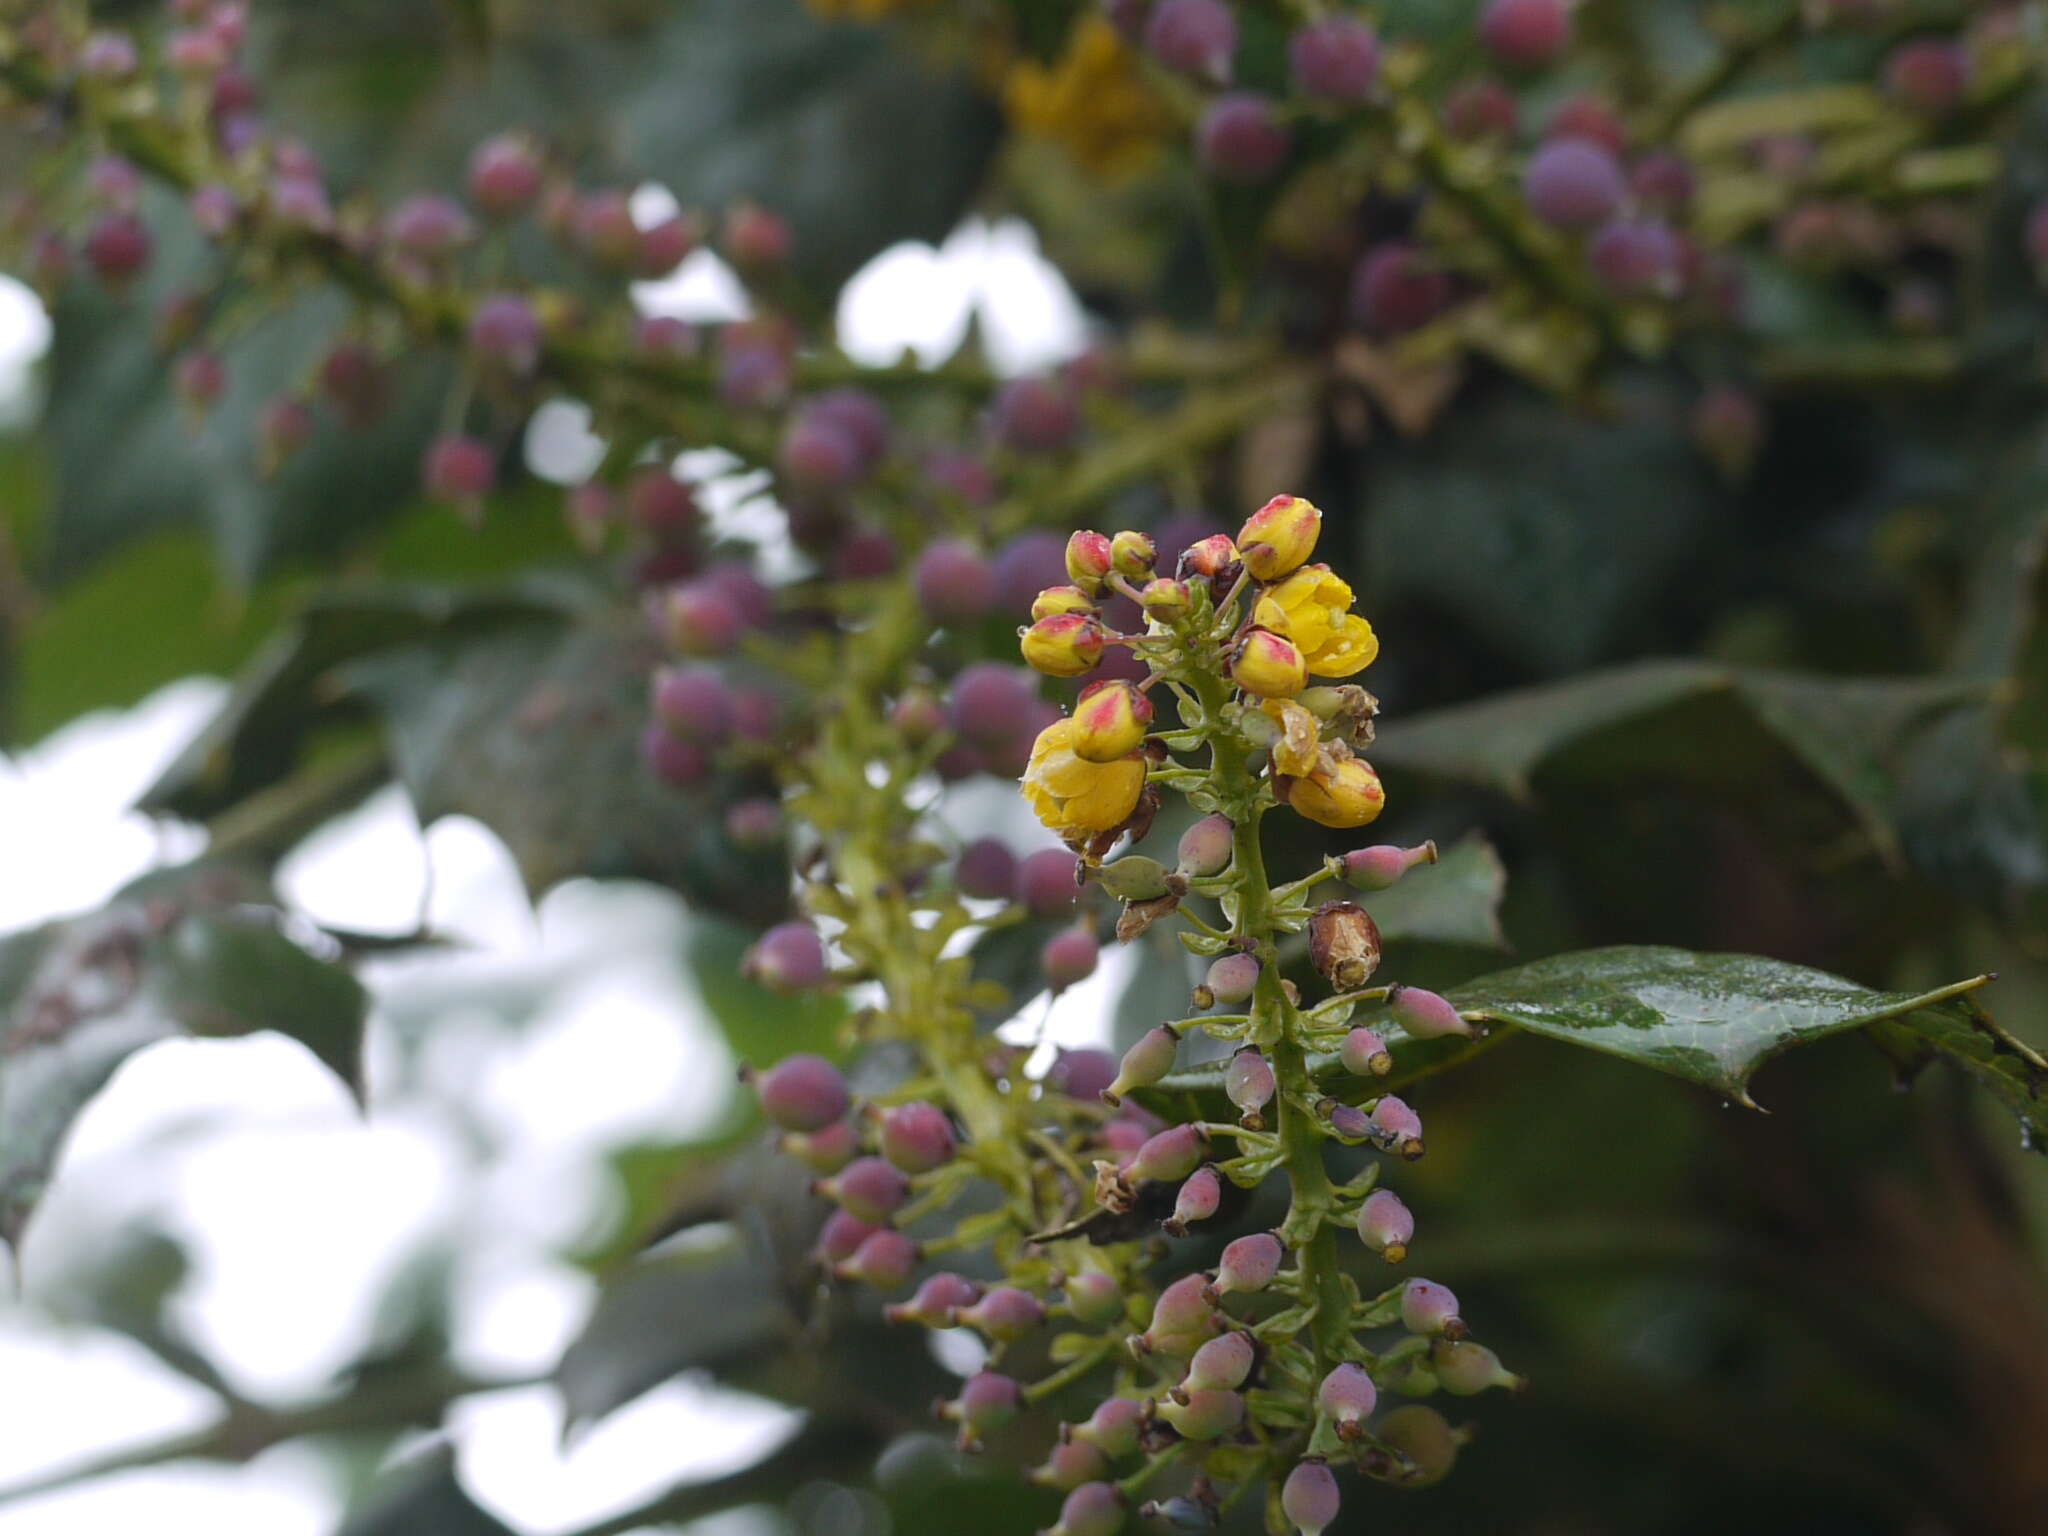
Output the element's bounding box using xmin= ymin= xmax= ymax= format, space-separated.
xmin=255 ymin=395 xmax=314 ymax=474
xmin=1400 ymin=1277 xmax=1463 ymax=1337
xmin=650 ymin=665 xmax=733 ymax=744
xmin=635 ymin=213 xmax=696 ymax=277
xmin=573 ymin=189 xmax=640 ymax=268
xmin=1062 ymin=1269 xmax=1125 ymax=1325
xmin=838 ymin=1228 xmax=918 ymax=1289
xmin=1157 ymin=1387 xmax=1243 ymax=1440
xmin=80 ymin=30 xmax=140 ymax=79
xmin=1046 ymin=1048 xmax=1116 ymax=1102
xmin=914 ymin=539 xmax=999 ymax=625
xmin=807 ymin=389 xmax=891 ymax=470
xmin=1205 ymin=952 xmax=1260 ymax=1005
xmin=1388 ymin=984 xmax=1476 ymax=1040
xmin=1175 ymin=814 xmax=1234 ymax=878
xmin=83 ymin=213 xmax=151 ymax=288
xmin=1184 ymin=1329 xmax=1254 ymax=1392
xmin=745 ymin=922 xmax=829 ymax=994
xmin=822 ymin=1155 xmax=910 ymax=1223
xmin=1127 ymin=1123 xmax=1204 ymax=1183
xmin=1351 ymin=242 xmax=1453 ymax=334
xmin=1371 ymin=1093 xmax=1424 ymax=1155
xmin=1072 ymin=1397 xmax=1145 ymax=1457
xmin=626 ymin=469 xmax=698 ymax=539
xmin=1146 ymin=0 xmax=1236 ymax=83
xmin=780 ymin=415 xmax=862 ymax=491
xmin=1341 ymin=842 xmax=1435 ymax=890
xmin=813 ymin=1207 xmax=878 ymax=1266
xmin=634 ymin=315 xmax=698 ymax=358
xmin=1214 ymin=1231 xmax=1283 ymax=1295
xmin=886 ymin=1271 xmax=982 ymax=1326
xmin=1479 ymin=0 xmax=1571 ymax=70
xmin=1014 ymin=847 xmax=1082 ymax=917
xmin=1547 ymin=94 xmax=1626 ymax=154
xmin=1340 ymin=1026 xmax=1392 ymax=1077
xmin=957 ymin=1285 xmax=1047 ymax=1341
xmin=1104 ymin=1023 xmax=1178 ymax=1103
xmin=1032 ymin=1440 xmax=1110 ymax=1493
xmin=386 ymin=193 xmax=474 ymax=258
xmin=1588 ymin=220 xmax=1683 ymax=298
xmin=641 ymin=726 xmax=710 ymax=788
xmin=1223 ymin=1048 xmax=1275 ymax=1119
xmin=723 ymin=201 xmax=791 ymax=273
xmin=1281 ymin=1459 xmax=1341 ymax=1536
xmin=1168 ymin=1165 xmax=1222 ymax=1233
xmin=1631 ymin=151 xmax=1696 ymax=212
xmin=654 ymin=582 xmax=740 ymax=655
xmin=1195 ymin=93 xmax=1290 ymax=184
xmin=1042 ymin=925 xmax=1101 ymax=992
xmin=781 ymin=1116 xmax=857 ymax=1173
xmin=950 ymin=663 xmax=1039 ymax=745
xmin=268 ymin=174 xmax=333 ymax=232
xmin=1444 ymin=77 xmax=1518 ymax=142
xmin=730 ymin=685 xmax=784 ymax=743
xmin=724 ymin=798 xmax=783 ymax=849
xmin=1523 ymin=138 xmax=1626 ymax=230
xmin=880 ymin=1101 xmax=957 ymax=1173
xmin=755 ymin=1053 xmax=849 ymax=1132
xmin=992 ymin=376 xmax=1079 ymax=453
xmin=422 ymin=434 xmax=494 ymax=505
xmin=173 ymin=349 xmax=226 ymax=413
xmin=1318 ymin=1362 xmax=1378 ymax=1435
xmin=1289 ymin=17 xmax=1379 ymax=102
xmin=468 ymin=292 xmax=542 ymax=374
xmin=320 ymin=343 xmax=388 ymax=426
xmin=947 ymin=1371 xmax=1021 ymax=1439
xmin=1356 ymin=1188 xmax=1414 ymax=1260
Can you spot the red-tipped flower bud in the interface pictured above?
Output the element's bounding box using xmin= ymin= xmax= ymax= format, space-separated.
xmin=1109 ymin=529 xmax=1155 ymax=579
xmin=1071 ymin=680 xmax=1153 ymax=763
xmin=1021 ymin=612 xmax=1109 ymax=678
xmin=1064 ymin=530 xmax=1114 ymax=594
xmin=1237 ymin=495 xmax=1322 ymax=581
xmin=1032 ymin=584 xmax=1096 ymax=621
xmin=1231 ymin=628 xmax=1308 ymax=699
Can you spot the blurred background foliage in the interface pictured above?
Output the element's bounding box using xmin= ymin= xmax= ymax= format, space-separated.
xmin=6 ymin=1 xmax=2048 ymax=1534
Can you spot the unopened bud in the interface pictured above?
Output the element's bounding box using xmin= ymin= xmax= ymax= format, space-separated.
xmin=1021 ymin=613 xmax=1109 ymax=677
xmin=887 ymin=1272 xmax=982 ymax=1327
xmin=1340 ymin=1027 xmax=1392 ymax=1077
xmin=1065 ymin=530 xmax=1114 ymax=594
xmin=1231 ymin=628 xmax=1308 ymax=699
xmin=957 ymin=1286 xmax=1048 ymax=1341
xmin=819 ymin=1156 xmax=912 ymax=1223
xmin=1278 ymin=755 xmax=1386 ymax=830
xmin=1138 ymin=1272 xmax=1220 ymax=1357
xmin=1138 ymin=1497 xmax=1216 ymax=1531
xmin=1103 ymin=1024 xmax=1178 ymax=1105
xmin=1072 ymin=680 xmax=1153 ymax=762
xmin=1318 ymin=1362 xmax=1378 ymax=1440
xmin=1177 ymin=533 xmax=1239 ymax=584
xmin=941 ymin=1371 xmax=1021 ymax=1447
xmin=1182 ymin=1330 xmax=1255 ymax=1394
xmin=1033 ymin=584 xmax=1096 ymax=621
xmin=1356 ymin=1188 xmax=1414 ymax=1262
xmin=752 ymin=1053 xmax=849 ymax=1132
xmin=1342 ymin=840 xmax=1438 ymax=890
xmin=1308 ymin=900 xmax=1382 ymax=990
xmin=1093 ymin=854 xmax=1172 ymax=902
xmin=1377 ymin=1404 xmax=1461 ymax=1486
xmin=1388 ymin=984 xmax=1476 ymax=1040
xmin=813 ymin=1209 xmax=878 ymax=1267
xmin=1237 ymin=495 xmax=1322 ymax=582
xmin=880 ymin=1101 xmax=957 ymax=1173
xmin=1175 ymin=815 xmax=1235 ymax=878
xmin=1128 ymin=1124 xmax=1205 ymax=1184
xmin=1400 ymin=1278 xmax=1464 ymax=1339
xmin=1030 ymin=1438 xmax=1109 ymax=1491
xmin=1281 ymin=1459 xmax=1340 ymax=1536
xmin=1044 ymin=1482 xmax=1124 ymax=1536
xmin=1109 ymin=529 xmax=1156 ymax=579
xmin=1140 ymin=577 xmax=1191 ymax=620
xmin=1166 ymin=1166 xmax=1221 ymax=1234
xmin=1157 ymin=1388 xmax=1244 ymax=1441
xmin=1433 ymin=1339 xmax=1524 ymax=1396
xmin=1213 ymin=1232 xmax=1284 ymax=1295
xmin=1223 ymin=1048 xmax=1275 ymax=1125
xmin=1325 ymin=1101 xmax=1373 ymax=1143
xmin=837 ymin=1229 xmax=919 ymax=1289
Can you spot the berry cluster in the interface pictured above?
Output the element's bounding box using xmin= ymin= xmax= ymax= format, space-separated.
xmin=748 ymin=497 xmax=1520 ymax=1532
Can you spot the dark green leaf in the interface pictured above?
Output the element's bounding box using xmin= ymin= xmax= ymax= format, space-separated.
xmin=686 ymin=915 xmax=845 ymax=1070
xmin=333 ymin=1448 xmax=516 ymax=1536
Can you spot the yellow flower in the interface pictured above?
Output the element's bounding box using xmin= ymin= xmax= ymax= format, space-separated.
xmin=1259 ymin=699 xmax=1322 ymax=778
xmin=1022 ymin=718 xmax=1147 ymax=834
xmin=1230 ymin=628 xmax=1308 ymax=699
xmin=1236 ymin=495 xmax=1321 ymax=582
xmin=1279 ymin=752 xmax=1386 ymax=830
xmin=1253 ymin=565 xmax=1379 ymax=678
xmin=1004 ymin=18 xmax=1173 ymax=182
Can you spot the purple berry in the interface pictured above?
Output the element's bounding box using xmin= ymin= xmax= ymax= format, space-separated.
xmin=80 ymin=30 xmax=140 ymax=79
xmin=83 ymin=212 xmax=150 ymax=288
xmin=635 ymin=213 xmax=696 ymax=277
xmin=880 ymin=1101 xmax=957 ymax=1173
xmin=468 ymin=292 xmax=542 ymax=374
xmin=955 ymin=838 xmax=1017 ymax=901
xmin=1042 ymin=925 xmax=1101 ymax=992
xmin=823 ymin=1155 xmax=911 ymax=1223
xmin=838 ymin=1228 xmax=918 ymax=1289
xmin=809 ymin=388 xmax=892 ymax=470
xmin=1548 ymin=94 xmax=1627 ymax=154
xmin=813 ymin=1208 xmax=879 ymax=1266
xmin=781 ymin=1116 xmax=858 ymax=1173
xmin=1356 ymin=1188 xmax=1414 ymax=1260
xmin=724 ymin=798 xmax=784 ymax=849
xmin=319 ymin=343 xmax=388 ymax=426
xmin=1318 ymin=1362 xmax=1378 ymax=1436
xmin=730 ymin=685 xmax=784 ymax=743
xmin=573 ymin=189 xmax=641 ymax=268
xmin=1886 ymin=39 xmax=1968 ymax=116
xmin=780 ymin=415 xmax=862 ymax=491
xmin=1631 ymin=151 xmax=1696 ymax=212
xmin=642 ymin=726 xmax=710 ymax=788
xmin=1046 ymin=1048 xmax=1117 ymax=1102
xmin=1326 ymin=1102 xmax=1373 ymax=1142
xmin=925 ymin=448 xmax=998 ymax=508
xmin=1445 ymin=77 xmax=1518 ymax=142
xmin=1214 ymin=1231 xmax=1283 ymax=1295
xmin=1523 ymin=138 xmax=1627 ymax=231
xmin=1351 ymin=242 xmax=1453 ymax=334
xmin=88 ymin=155 xmax=141 ymax=210
xmin=755 ymin=1053 xmax=850 ymax=1132
xmin=174 ymin=349 xmax=226 ymax=413
xmin=634 ymin=315 xmax=698 ymax=358
xmin=650 ymin=666 xmax=732 ymax=745
xmin=656 ymin=581 xmax=741 ymax=656
xmin=992 ymin=376 xmax=1080 ymax=453
xmin=386 ymin=194 xmax=474 ymax=258
xmin=723 ymin=201 xmax=792 ymax=272
xmin=1400 ymin=1277 xmax=1463 ymax=1338
xmin=1015 ymin=847 xmax=1082 ymax=917
xmin=1588 ymin=220 xmax=1683 ymax=298
xmin=950 ymin=662 xmax=1040 ymax=746
xmin=1146 ymin=0 xmax=1236 ymax=83
xmin=423 ymin=435 xmax=494 ymax=506
xmin=1143 ymin=1273 xmax=1219 ymax=1356
xmin=1480 ymin=0 xmax=1571 ymax=70
xmin=915 ymin=540 xmax=999 ymax=625
xmin=269 ymin=174 xmax=333 ymax=232
xmin=1289 ymin=17 xmax=1379 ymax=102
xmin=745 ymin=922 xmax=829 ymax=994
xmin=1281 ymin=1459 xmax=1341 ymax=1536
xmin=626 ymin=469 xmax=699 ymax=539
xmin=993 ymin=530 xmax=1069 ymax=613
xmin=1196 ymin=93 xmax=1290 ymax=184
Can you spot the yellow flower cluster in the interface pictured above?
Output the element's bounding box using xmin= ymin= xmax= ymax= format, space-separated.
xmin=1004 ymin=17 xmax=1174 ymax=181
xmin=1254 ymin=566 xmax=1379 ymax=678
xmin=1022 ymin=717 xmax=1147 ymax=834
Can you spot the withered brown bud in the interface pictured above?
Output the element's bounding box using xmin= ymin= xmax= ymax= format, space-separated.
xmin=1308 ymin=899 xmax=1382 ymax=990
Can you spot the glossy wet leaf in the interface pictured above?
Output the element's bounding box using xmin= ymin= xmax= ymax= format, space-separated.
xmin=0 ymin=887 xmax=367 ymax=1246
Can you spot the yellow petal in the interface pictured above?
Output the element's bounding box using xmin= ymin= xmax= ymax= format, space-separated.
xmin=1306 ymin=615 xmax=1379 ymax=677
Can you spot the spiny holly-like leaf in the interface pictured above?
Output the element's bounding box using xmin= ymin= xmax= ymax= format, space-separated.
xmin=1371 ymin=661 xmax=1985 ymax=862
xmin=0 ymin=875 xmax=367 ymax=1247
